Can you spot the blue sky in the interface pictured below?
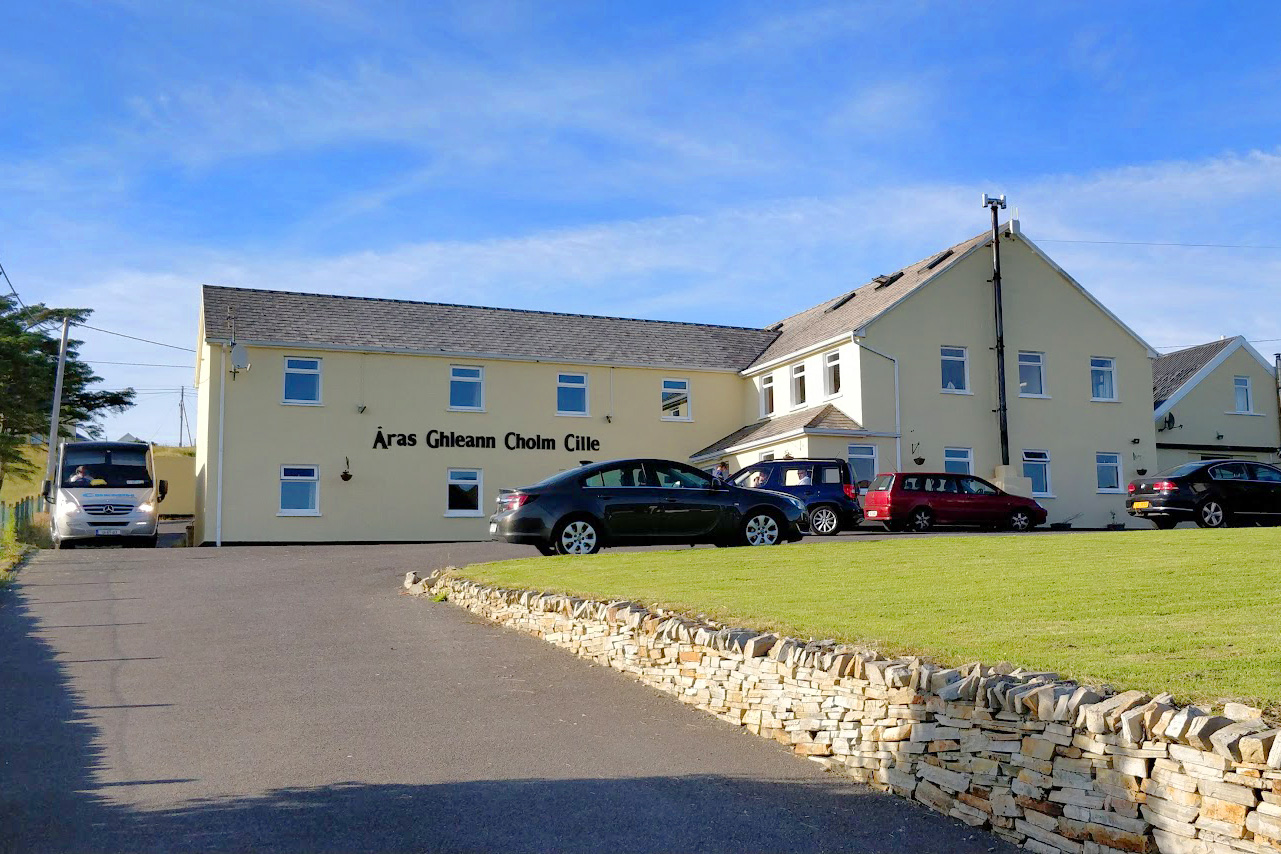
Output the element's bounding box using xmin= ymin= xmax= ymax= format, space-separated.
xmin=4 ymin=1 xmax=1281 ymax=442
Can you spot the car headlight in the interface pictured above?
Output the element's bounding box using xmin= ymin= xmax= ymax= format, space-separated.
xmin=138 ymin=502 xmax=155 ymax=514
xmin=788 ymin=496 xmax=807 ymax=512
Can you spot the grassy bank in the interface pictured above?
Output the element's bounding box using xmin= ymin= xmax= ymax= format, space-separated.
xmin=461 ymin=528 xmax=1281 ymax=710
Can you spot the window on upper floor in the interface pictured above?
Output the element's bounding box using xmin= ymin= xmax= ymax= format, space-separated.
xmin=1018 ymin=352 xmax=1046 ymax=397
xmin=824 ymin=351 xmax=841 ymax=396
xmin=1233 ymin=376 xmax=1253 ymax=413
xmin=449 ymin=365 xmax=484 ymax=411
xmin=556 ymin=372 xmax=589 ymax=416
xmin=661 ymin=378 xmax=691 ymax=421
xmin=941 ymin=346 xmax=969 ymax=393
xmin=791 ymin=364 xmax=807 ymax=407
xmin=760 ymin=375 xmax=775 ymax=417
xmin=1090 ymin=357 xmax=1117 ymax=401
xmin=283 ymin=357 xmax=322 ymax=405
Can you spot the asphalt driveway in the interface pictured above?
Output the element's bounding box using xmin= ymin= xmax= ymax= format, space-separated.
xmin=1 ymin=538 xmax=1013 ymax=853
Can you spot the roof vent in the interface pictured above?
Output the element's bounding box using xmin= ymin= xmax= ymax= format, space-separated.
xmin=872 ymin=271 xmax=903 ymax=289
xmin=924 ymin=248 xmax=954 ymax=270
xmin=765 ymin=321 xmax=784 ymax=332
xmin=823 ymin=289 xmax=858 ymax=313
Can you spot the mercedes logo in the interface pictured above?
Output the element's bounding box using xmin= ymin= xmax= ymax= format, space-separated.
xmin=102 ymin=505 xmax=114 ymax=514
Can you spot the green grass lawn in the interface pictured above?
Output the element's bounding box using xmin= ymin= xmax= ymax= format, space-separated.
xmin=461 ymin=528 xmax=1281 ymax=711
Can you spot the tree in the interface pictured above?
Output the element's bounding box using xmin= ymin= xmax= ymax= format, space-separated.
xmin=0 ymin=294 xmax=135 ymax=494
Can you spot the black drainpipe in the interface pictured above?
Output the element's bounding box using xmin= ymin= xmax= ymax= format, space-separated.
xmin=986 ymin=199 xmax=1011 ymax=467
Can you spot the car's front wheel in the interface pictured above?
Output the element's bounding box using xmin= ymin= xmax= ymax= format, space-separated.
xmin=553 ymin=517 xmax=602 ymax=555
xmin=807 ymin=504 xmax=840 ymax=536
xmin=742 ymin=511 xmax=782 ymax=546
xmin=1008 ymin=509 xmax=1033 ymax=532
xmin=1195 ymin=499 xmax=1229 ymax=529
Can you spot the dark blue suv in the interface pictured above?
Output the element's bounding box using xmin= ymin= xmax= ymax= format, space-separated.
xmin=727 ymin=458 xmax=862 ymax=536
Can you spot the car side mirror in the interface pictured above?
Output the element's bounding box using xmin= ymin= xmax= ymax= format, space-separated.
xmin=158 ymin=480 xmax=169 ymax=502
xmin=42 ymin=480 xmax=52 ymax=501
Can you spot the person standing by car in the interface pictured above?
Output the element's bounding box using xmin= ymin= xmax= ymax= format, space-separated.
xmin=713 ymin=461 xmax=730 ymax=483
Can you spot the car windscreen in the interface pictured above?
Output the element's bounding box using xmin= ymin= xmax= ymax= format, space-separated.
xmin=61 ymin=447 xmax=153 ymax=488
xmin=868 ymin=474 xmax=893 ymax=491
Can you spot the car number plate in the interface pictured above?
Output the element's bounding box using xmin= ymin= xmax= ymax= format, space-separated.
xmin=865 ymin=510 xmax=878 ymax=518
xmin=95 ymin=529 xmax=122 ymax=536
xmin=1132 ymin=501 xmax=1150 ymax=509
xmin=488 ymin=522 xmax=497 ymax=534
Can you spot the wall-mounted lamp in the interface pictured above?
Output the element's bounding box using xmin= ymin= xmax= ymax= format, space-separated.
xmin=357 ymin=405 xmax=367 ymax=414
xmin=1216 ymin=432 xmax=1225 ymax=441
xmin=1130 ymin=438 xmax=1141 ymax=445
xmin=340 ymin=457 xmax=353 ymax=482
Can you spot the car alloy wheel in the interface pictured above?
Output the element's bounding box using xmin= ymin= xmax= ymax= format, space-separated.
xmin=808 ymin=505 xmax=840 ymax=536
xmin=1196 ymin=500 xmax=1227 ymax=529
xmin=1009 ymin=510 xmax=1031 ymax=532
xmin=743 ymin=513 xmax=781 ymax=546
xmin=909 ymin=508 xmax=933 ymax=533
xmin=556 ymin=519 xmax=600 ymax=555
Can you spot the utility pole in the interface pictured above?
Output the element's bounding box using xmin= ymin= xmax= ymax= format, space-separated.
xmin=983 ymin=193 xmax=1011 ymax=467
xmin=44 ymin=318 xmax=71 ymax=484
xmin=179 ymin=387 xmax=186 ymax=447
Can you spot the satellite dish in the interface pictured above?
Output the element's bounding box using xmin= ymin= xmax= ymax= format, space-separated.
xmin=230 ymin=343 xmax=251 ymax=371
xmin=1163 ymin=412 xmax=1175 ymax=431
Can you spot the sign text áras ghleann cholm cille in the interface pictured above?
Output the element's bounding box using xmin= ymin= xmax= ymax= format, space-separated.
xmin=372 ymin=428 xmax=600 ymax=453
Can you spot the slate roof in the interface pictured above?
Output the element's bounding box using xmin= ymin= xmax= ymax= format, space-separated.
xmin=690 ymin=404 xmax=863 ymax=460
xmin=748 ymin=230 xmax=993 ymax=368
xmin=201 ymin=286 xmax=779 ymax=372
xmin=1152 ymin=339 xmax=1234 ymax=408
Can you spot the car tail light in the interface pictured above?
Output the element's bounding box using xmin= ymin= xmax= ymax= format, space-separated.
xmin=1127 ymin=483 xmax=1136 ymax=494
xmin=497 ymin=492 xmax=536 ymax=512
xmin=1153 ymin=480 xmax=1178 ymax=493
xmin=843 ymin=484 xmax=857 ymax=500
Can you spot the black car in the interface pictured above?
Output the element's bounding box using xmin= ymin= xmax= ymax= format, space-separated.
xmin=1126 ymin=459 xmax=1281 ymax=529
xmin=727 ymin=458 xmax=862 ymax=536
xmin=490 ymin=458 xmax=809 ymax=555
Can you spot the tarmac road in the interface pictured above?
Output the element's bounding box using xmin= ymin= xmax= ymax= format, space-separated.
xmin=1 ymin=534 xmax=1015 ymax=853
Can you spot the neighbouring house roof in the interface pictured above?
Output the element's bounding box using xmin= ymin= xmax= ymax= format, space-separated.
xmin=200 ymin=285 xmax=780 ymax=373
xmin=1152 ymin=339 xmax=1235 ymax=409
xmin=746 ymin=231 xmax=993 ymax=369
xmin=689 ymin=404 xmax=863 ymax=460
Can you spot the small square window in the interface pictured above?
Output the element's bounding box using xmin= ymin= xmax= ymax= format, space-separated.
xmin=662 ymin=378 xmax=691 ymax=421
xmin=1090 ymin=357 xmax=1116 ymax=401
xmin=556 ymin=372 xmax=589 ymax=416
xmin=279 ymin=465 xmax=319 ymax=515
xmin=1096 ymin=452 xmax=1122 ymax=492
xmin=941 ymin=346 xmax=969 ymax=392
xmin=1234 ymin=376 xmax=1253 ymax=413
xmin=446 ymin=468 xmax=483 ymax=517
xmin=943 ymin=447 xmax=973 ymax=475
xmin=1021 ymin=450 xmax=1052 ymax=497
xmin=450 ymin=365 xmax=485 ymax=411
xmin=283 ymin=357 xmax=322 ymax=404
xmin=1018 ymin=352 xmax=1045 ymax=396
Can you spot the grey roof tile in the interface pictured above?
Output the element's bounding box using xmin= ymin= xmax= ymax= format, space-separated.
xmin=748 ymin=230 xmax=993 ymax=368
xmin=690 ymin=404 xmax=863 ymax=459
xmin=1152 ymin=339 xmax=1234 ymax=407
xmin=202 ymin=285 xmax=779 ymax=372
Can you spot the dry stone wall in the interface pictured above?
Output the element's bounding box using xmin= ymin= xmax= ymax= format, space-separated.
xmin=406 ymin=571 xmax=1281 ymax=854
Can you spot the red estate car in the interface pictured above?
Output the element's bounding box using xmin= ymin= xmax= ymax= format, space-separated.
xmin=863 ymin=472 xmax=1047 ymax=532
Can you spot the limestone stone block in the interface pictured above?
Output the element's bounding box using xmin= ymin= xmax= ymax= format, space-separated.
xmin=1164 ymin=707 xmax=1206 ymax=742
xmin=1197 ymin=778 xmax=1258 ymax=807
xmin=1200 ymin=795 xmax=1249 ymax=825
xmin=1240 ymin=729 xmax=1281 ymax=765
xmin=1169 ymin=743 xmax=1230 ymax=771
xmin=1211 ymin=719 xmax=1270 ymax=761
xmin=1022 ymin=736 xmax=1058 ymax=760
xmin=1151 ymin=829 xmax=1210 ymax=853
xmin=1224 ymin=702 xmax=1264 ymax=722
xmin=1184 ymin=714 xmax=1234 ymax=750
xmin=1143 ymin=794 xmax=1201 ymax=823
xmin=1247 ymin=808 xmax=1281 ymax=841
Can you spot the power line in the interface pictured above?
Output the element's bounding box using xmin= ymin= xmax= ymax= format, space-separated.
xmin=76 ymin=324 xmax=196 ymax=352
xmin=0 ymin=256 xmax=26 ymax=309
xmin=1039 ymin=238 xmax=1281 ymax=251
xmin=86 ymin=360 xmax=194 ymax=368
xmin=1156 ymin=337 xmax=1281 ymax=351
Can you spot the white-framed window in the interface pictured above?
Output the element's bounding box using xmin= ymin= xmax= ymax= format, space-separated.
xmin=791 ymin=364 xmax=807 ymax=408
xmin=445 ymin=468 xmax=484 ymax=517
xmin=759 ymin=451 xmax=775 ymax=462
xmin=556 ymin=372 xmax=589 ymax=416
xmin=1018 ymin=351 xmax=1046 ymax=397
xmin=943 ymin=447 xmax=973 ymax=475
xmin=760 ymin=375 xmax=775 ymax=417
xmin=661 ymin=378 xmax=692 ymax=421
xmin=282 ymin=357 xmax=322 ymax=405
xmin=1096 ymin=452 xmax=1123 ymax=493
xmin=1090 ymin=357 xmax=1117 ymax=401
xmin=940 ymin=346 xmax=969 ymax=393
xmin=279 ymin=465 xmax=320 ymax=516
xmin=1233 ymin=376 xmax=1253 ymax=413
xmin=847 ymin=444 xmax=877 ymax=491
xmin=1021 ymin=450 xmax=1052 ymax=497
xmin=824 ymin=351 xmax=841 ymax=397
xmin=449 ymin=365 xmax=485 ymax=411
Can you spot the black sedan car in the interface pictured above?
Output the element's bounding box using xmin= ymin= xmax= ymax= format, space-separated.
xmin=490 ymin=458 xmax=809 ymax=555
xmin=1126 ymin=459 xmax=1281 ymax=529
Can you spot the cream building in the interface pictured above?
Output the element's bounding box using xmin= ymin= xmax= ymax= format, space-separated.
xmin=1151 ymin=336 xmax=1281 ymax=471
xmin=194 ymin=221 xmax=1204 ymax=544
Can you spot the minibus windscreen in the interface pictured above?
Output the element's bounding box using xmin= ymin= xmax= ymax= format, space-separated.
xmin=61 ymin=448 xmax=153 ymax=488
